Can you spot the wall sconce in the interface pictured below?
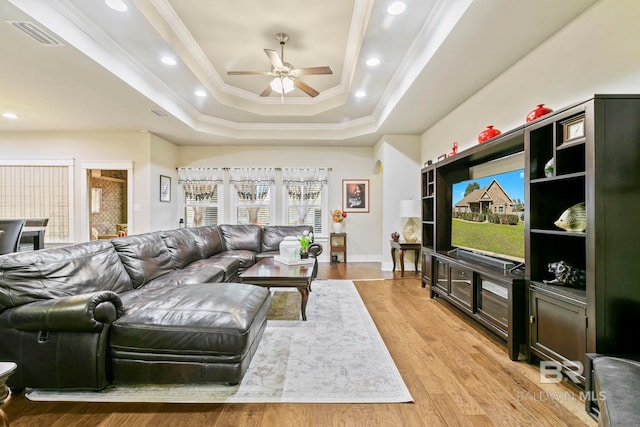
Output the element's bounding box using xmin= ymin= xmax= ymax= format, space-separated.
xmin=399 ymin=199 xmax=421 ymax=243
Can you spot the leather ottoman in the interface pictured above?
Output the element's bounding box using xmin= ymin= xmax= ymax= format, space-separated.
xmin=109 ymin=282 xmax=271 ymax=385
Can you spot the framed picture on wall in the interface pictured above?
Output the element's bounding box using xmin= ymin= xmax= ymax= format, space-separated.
xmin=160 ymin=175 xmax=171 ymax=202
xmin=342 ymin=179 xmax=369 ymax=213
xmin=91 ymin=188 xmax=102 ymax=213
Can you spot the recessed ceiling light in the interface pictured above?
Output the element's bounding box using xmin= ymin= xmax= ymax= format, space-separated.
xmin=2 ymin=112 xmax=18 ymax=119
xmin=161 ymin=56 xmax=177 ymax=66
xmin=366 ymin=57 xmax=381 ymax=67
xmin=388 ymin=1 xmax=406 ymax=15
xmin=195 ymin=90 xmax=207 ymax=98
xmin=105 ymin=0 xmax=128 ymax=12
xmin=355 ymin=91 xmax=366 ymax=98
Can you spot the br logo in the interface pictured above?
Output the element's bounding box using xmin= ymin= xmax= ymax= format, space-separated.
xmin=539 ymin=361 xmax=583 ymax=384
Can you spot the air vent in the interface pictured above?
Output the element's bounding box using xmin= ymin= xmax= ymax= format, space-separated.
xmin=7 ymin=20 xmax=65 ymax=46
xmin=149 ymin=109 xmax=170 ymax=117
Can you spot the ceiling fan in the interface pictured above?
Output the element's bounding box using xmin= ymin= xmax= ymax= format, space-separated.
xmin=227 ymin=33 xmax=333 ymax=98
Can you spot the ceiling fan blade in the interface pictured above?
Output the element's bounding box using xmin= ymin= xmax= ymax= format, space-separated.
xmin=259 ymin=85 xmax=273 ymax=97
xmin=264 ymin=49 xmax=284 ymax=69
xmin=227 ymin=70 xmax=272 ymax=76
xmin=293 ymin=66 xmax=333 ymax=75
xmin=294 ymin=79 xmax=319 ymax=97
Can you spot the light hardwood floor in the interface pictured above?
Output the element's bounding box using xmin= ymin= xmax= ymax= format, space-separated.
xmin=3 ymin=263 xmax=596 ymax=426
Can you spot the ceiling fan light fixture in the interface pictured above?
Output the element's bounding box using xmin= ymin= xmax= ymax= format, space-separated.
xmin=228 ymin=32 xmax=330 ymax=98
xmin=270 ymin=77 xmax=294 ymax=94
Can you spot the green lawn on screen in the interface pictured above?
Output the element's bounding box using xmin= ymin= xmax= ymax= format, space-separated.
xmin=451 ymin=218 xmax=525 ymax=260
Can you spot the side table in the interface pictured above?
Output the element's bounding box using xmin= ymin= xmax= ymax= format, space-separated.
xmin=330 ymin=233 xmax=347 ymax=263
xmin=390 ymin=240 xmax=421 ymax=277
xmin=0 ymin=362 xmax=17 ymax=427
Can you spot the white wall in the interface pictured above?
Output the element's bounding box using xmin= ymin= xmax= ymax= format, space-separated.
xmin=149 ymin=133 xmax=180 ymax=231
xmin=374 ymin=135 xmax=422 ymax=271
xmin=421 ymin=0 xmax=640 ymax=161
xmin=178 ymin=145 xmax=382 ymax=262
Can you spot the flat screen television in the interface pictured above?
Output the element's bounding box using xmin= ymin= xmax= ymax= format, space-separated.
xmin=450 ymin=152 xmax=525 ymax=265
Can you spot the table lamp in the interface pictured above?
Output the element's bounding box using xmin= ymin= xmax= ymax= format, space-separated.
xmin=399 ymin=199 xmax=421 ymax=243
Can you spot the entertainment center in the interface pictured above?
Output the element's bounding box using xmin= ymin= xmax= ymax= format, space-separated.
xmin=421 ymin=95 xmax=640 ymax=381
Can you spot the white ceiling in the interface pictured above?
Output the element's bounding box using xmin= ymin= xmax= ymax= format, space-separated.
xmin=0 ymin=0 xmax=598 ymax=146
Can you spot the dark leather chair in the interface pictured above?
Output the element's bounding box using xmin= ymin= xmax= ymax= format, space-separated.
xmin=0 ymin=220 xmax=26 ymax=255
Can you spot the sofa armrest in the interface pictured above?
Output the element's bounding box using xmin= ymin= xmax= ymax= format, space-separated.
xmin=7 ymin=291 xmax=124 ymax=332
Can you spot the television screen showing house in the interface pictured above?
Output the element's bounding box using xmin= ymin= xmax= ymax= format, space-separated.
xmin=451 ymin=169 xmax=525 ymax=262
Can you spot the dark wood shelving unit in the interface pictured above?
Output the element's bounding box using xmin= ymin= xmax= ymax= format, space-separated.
xmin=524 ymin=95 xmax=640 ymax=387
xmin=330 ymin=232 xmax=347 ymax=263
xmin=421 ymin=164 xmax=436 ymax=288
xmin=421 ymin=95 xmax=640 ymax=374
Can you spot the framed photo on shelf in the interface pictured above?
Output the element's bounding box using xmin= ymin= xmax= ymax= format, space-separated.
xmin=160 ymin=175 xmax=171 ymax=202
xmin=562 ymin=115 xmax=585 ymax=143
xmin=342 ymin=179 xmax=369 ymax=213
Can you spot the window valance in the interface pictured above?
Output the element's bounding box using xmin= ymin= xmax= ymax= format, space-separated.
xmin=282 ymin=168 xmax=329 ymax=185
xmin=177 ymin=167 xmax=226 ymax=184
xmin=229 ymin=168 xmax=276 ymax=184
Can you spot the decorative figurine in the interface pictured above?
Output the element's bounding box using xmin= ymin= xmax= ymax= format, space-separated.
xmin=543 ymin=261 xmax=586 ymax=288
xmin=554 ymin=202 xmax=586 ymax=232
xmin=391 ymin=231 xmax=400 ymax=241
xmin=448 ymin=142 xmax=459 ymax=158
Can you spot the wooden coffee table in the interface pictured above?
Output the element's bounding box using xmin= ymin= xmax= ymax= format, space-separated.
xmin=240 ymin=257 xmax=315 ymax=321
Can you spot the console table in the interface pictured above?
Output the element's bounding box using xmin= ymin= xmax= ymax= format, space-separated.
xmin=390 ymin=240 xmax=421 ymax=277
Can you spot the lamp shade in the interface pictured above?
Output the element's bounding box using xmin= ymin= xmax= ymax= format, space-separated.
xmin=399 ymin=199 xmax=421 ymax=218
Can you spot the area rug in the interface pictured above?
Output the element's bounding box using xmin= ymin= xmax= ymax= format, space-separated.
xmin=266 ymin=288 xmax=302 ymax=320
xmin=26 ymin=280 xmax=413 ymax=403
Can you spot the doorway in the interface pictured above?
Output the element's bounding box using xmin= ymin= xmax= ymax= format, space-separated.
xmin=81 ymin=161 xmax=133 ymax=242
xmin=88 ymin=169 xmax=128 ymax=240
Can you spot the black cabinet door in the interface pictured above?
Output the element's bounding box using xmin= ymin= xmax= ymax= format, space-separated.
xmin=529 ymin=286 xmax=586 ymax=383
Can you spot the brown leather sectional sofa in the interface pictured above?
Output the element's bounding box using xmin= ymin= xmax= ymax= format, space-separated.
xmin=0 ymin=224 xmax=320 ymax=390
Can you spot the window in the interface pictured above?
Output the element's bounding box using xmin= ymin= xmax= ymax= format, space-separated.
xmin=230 ymin=168 xmax=276 ymax=225
xmin=178 ymin=167 xmax=329 ymax=233
xmin=183 ymin=184 xmax=219 ymax=227
xmin=177 ymin=167 xmax=225 ymax=227
xmin=0 ymin=160 xmax=73 ymax=243
xmin=283 ymin=168 xmax=328 ymax=235
xmin=232 ymin=183 xmax=274 ymax=224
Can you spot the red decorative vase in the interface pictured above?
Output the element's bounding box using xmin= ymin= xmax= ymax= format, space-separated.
xmin=477 ymin=125 xmax=501 ymax=144
xmin=526 ymin=104 xmax=553 ymax=122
